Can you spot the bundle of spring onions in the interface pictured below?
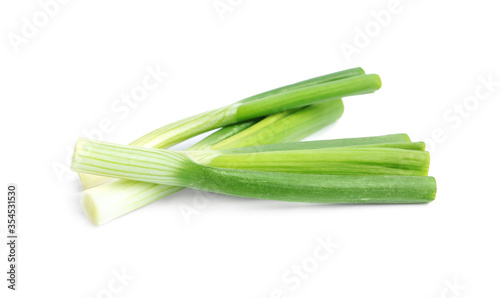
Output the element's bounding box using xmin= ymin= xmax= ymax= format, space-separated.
xmin=71 ymin=68 xmax=436 ymax=225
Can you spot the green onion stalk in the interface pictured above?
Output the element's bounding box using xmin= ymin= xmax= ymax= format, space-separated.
xmin=77 ymin=99 xmax=345 ymax=225
xmin=72 ymin=139 xmax=437 ymax=206
xmin=78 ymin=68 xmax=379 ymax=188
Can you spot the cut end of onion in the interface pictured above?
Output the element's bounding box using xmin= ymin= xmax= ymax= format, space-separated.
xmin=81 ymin=192 xmax=101 ymax=225
xmin=78 ymin=173 xmax=110 ymax=189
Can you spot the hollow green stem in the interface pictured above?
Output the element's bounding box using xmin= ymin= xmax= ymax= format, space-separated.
xmin=211 ymin=99 xmax=344 ymax=149
xmin=238 ymin=67 xmax=365 ymax=103
xmin=202 ymin=148 xmax=430 ymax=176
xmin=72 ymin=139 xmax=436 ymax=204
xmin=189 ymin=168 xmax=436 ymax=204
xmin=188 ymin=119 xmax=260 ymax=150
xmin=132 ymin=74 xmax=380 ymax=149
xmin=218 ymin=133 xmax=413 ymax=154
xmin=80 ymin=69 xmax=378 ymax=188
xmin=220 ymin=141 xmax=425 ymax=154
xmin=74 ymin=139 xmax=430 ymax=178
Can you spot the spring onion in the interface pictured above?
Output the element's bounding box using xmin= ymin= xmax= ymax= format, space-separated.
xmin=79 ymin=69 xmax=380 ymax=188
xmin=71 ymin=139 xmax=437 ymax=204
xmin=75 ymin=139 xmax=430 ymax=176
xmin=78 ymin=100 xmax=345 ymax=224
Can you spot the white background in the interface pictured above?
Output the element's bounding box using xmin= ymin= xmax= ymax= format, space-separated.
xmin=1 ymin=0 xmax=499 ymax=297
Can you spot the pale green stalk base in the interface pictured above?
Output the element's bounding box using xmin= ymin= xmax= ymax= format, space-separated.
xmin=82 ymin=180 xmax=183 ymax=226
xmin=80 ymin=100 xmax=345 ymax=225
